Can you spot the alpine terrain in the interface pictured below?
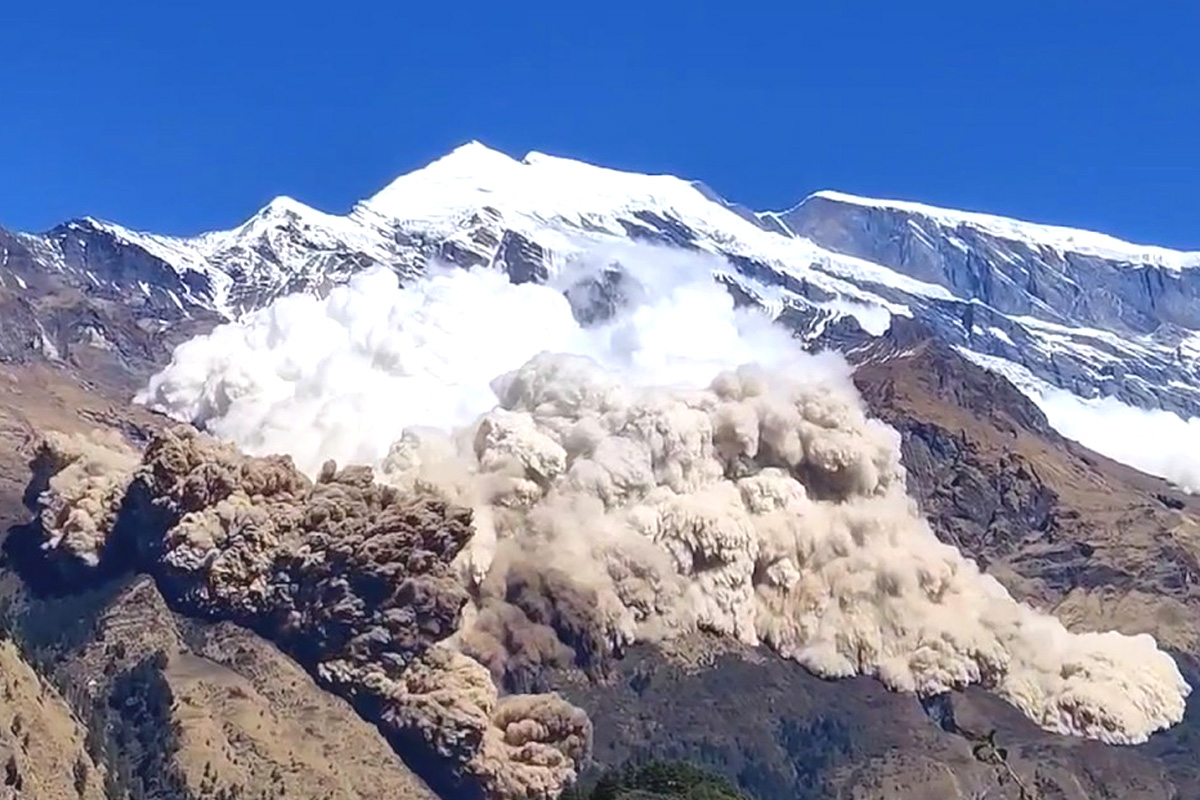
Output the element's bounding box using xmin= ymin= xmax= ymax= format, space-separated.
xmin=2 ymin=142 xmax=1200 ymax=800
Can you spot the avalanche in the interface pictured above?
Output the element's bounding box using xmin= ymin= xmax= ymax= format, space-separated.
xmin=135 ymin=243 xmax=1191 ymax=746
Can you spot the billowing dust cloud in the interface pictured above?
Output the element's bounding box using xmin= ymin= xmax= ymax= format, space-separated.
xmin=134 ymin=244 xmax=1189 ymax=746
xmin=30 ymin=424 xmax=590 ymax=800
xmin=32 ymin=429 xmax=140 ymax=566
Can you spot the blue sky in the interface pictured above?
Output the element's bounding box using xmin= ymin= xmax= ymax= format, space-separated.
xmin=3 ymin=1 xmax=1197 ymax=247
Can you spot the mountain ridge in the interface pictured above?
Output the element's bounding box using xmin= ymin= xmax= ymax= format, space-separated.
xmin=4 ymin=142 xmax=1200 ymax=485
xmin=31 ymin=141 xmax=1200 ymax=273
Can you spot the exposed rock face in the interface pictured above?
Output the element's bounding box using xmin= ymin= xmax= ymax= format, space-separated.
xmin=15 ymin=575 xmax=445 ymax=800
xmin=0 ymin=224 xmax=223 ymax=390
xmin=494 ymin=231 xmax=550 ymax=285
xmin=782 ymin=191 xmax=1200 ymax=416
xmin=783 ymin=192 xmax=1200 ymax=335
xmin=549 ymin=639 xmax=1197 ymax=800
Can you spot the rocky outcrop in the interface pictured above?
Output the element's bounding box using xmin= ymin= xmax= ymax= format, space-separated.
xmin=784 ymin=193 xmax=1200 ymax=334
xmin=11 ymin=575 xmax=446 ymax=800
xmin=549 ymin=638 xmax=1197 ymax=800
xmin=0 ymin=224 xmax=222 ymax=391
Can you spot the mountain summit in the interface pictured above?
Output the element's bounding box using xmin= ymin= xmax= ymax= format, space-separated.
xmin=3 ymin=142 xmax=1199 ymax=484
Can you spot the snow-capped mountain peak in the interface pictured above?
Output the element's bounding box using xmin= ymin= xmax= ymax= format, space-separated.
xmin=202 ymin=194 xmax=381 ymax=257
xmin=7 ymin=143 xmax=1200 ymax=490
xmin=357 ymin=140 xmax=743 ymax=244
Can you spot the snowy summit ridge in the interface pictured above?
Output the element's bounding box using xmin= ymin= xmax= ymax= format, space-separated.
xmin=795 ymin=188 xmax=1200 ymax=270
xmin=4 ymin=140 xmax=1200 ymax=488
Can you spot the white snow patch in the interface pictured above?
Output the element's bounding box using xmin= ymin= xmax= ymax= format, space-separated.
xmin=988 ymin=327 xmax=1014 ymax=346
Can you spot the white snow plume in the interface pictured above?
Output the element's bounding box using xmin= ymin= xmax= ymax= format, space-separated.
xmin=136 ymin=263 xmax=589 ymax=473
xmin=959 ymin=350 xmax=1200 ymax=493
xmin=139 ymin=244 xmax=1190 ymax=745
xmin=1040 ymin=391 xmax=1200 ymax=493
xmin=138 ymin=245 xmax=820 ymax=475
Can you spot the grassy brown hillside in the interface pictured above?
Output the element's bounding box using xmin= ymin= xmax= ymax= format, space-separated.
xmin=0 ymin=639 xmax=106 ymax=800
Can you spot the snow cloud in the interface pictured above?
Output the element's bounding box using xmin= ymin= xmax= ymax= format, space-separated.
xmin=1039 ymin=390 xmax=1200 ymax=493
xmin=958 ymin=349 xmax=1200 ymax=493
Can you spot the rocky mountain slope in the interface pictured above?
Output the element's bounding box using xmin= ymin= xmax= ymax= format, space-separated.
xmin=0 ymin=638 xmax=105 ymax=800
xmin=4 ymin=146 xmax=1200 ymax=800
xmin=0 ymin=365 xmax=446 ymax=800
